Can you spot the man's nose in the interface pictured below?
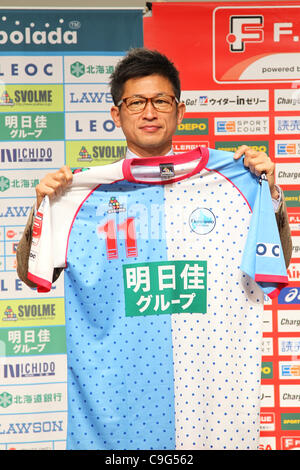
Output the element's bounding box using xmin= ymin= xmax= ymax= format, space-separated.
xmin=142 ymin=99 xmax=158 ymax=117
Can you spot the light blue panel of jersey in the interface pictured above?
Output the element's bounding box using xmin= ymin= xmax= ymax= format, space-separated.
xmin=64 ymin=181 xmax=175 ymax=450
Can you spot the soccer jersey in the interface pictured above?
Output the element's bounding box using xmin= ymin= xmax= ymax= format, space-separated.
xmin=28 ymin=147 xmax=288 ymax=450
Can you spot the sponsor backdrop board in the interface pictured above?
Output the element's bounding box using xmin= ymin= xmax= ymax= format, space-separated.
xmin=0 ymin=8 xmax=142 ymax=450
xmin=144 ymin=1 xmax=300 ymax=451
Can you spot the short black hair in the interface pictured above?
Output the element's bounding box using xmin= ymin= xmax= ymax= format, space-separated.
xmin=110 ymin=48 xmax=181 ymax=105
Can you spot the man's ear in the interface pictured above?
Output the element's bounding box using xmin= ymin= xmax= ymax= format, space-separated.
xmin=176 ymin=101 xmax=186 ymax=125
xmin=110 ymin=106 xmax=121 ymax=128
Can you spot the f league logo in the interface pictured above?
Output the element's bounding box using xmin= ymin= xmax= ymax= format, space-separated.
xmin=226 ymin=15 xmax=264 ymax=52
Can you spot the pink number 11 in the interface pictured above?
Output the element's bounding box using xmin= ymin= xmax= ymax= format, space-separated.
xmin=97 ymin=217 xmax=138 ymax=259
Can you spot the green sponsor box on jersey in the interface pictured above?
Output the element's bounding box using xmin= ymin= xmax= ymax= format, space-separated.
xmin=123 ymin=260 xmax=207 ymax=317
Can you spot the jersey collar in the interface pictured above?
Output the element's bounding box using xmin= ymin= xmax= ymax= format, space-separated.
xmin=122 ymin=146 xmax=209 ymax=184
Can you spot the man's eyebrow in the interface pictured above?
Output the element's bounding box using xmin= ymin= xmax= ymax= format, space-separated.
xmin=130 ymin=93 xmax=170 ymax=98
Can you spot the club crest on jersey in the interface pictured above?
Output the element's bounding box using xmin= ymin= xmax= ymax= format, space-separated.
xmin=159 ymin=163 xmax=175 ymax=179
xmin=189 ymin=208 xmax=216 ymax=235
xmin=107 ymin=196 xmax=126 ymax=214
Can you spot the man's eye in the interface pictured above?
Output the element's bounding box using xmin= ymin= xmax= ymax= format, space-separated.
xmin=154 ymin=99 xmax=167 ymax=104
xmin=154 ymin=98 xmax=172 ymax=106
xmin=129 ymin=99 xmax=144 ymax=106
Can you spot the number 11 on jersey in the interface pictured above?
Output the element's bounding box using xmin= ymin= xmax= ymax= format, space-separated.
xmin=97 ymin=217 xmax=138 ymax=260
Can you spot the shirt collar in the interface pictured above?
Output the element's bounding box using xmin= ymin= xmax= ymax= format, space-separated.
xmin=125 ymin=148 xmax=175 ymax=158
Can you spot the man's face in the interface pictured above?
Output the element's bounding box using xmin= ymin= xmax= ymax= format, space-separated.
xmin=110 ymin=74 xmax=185 ymax=157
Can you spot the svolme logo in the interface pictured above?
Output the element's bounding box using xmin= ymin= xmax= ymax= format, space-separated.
xmin=0 ymin=16 xmax=77 ymax=45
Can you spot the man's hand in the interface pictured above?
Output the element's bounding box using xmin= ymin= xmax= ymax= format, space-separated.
xmin=233 ymin=145 xmax=279 ymax=200
xmin=35 ymin=165 xmax=73 ymax=209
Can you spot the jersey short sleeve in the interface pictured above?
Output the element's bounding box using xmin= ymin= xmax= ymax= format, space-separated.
xmin=27 ymin=160 xmax=125 ymax=292
xmin=241 ymin=174 xmax=288 ymax=298
xmin=27 ymin=196 xmax=54 ymax=292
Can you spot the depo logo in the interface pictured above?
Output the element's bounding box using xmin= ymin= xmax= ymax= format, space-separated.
xmin=226 ymin=15 xmax=264 ymax=52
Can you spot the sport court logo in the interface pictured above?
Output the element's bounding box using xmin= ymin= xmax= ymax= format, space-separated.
xmin=226 ymin=15 xmax=263 ymax=52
